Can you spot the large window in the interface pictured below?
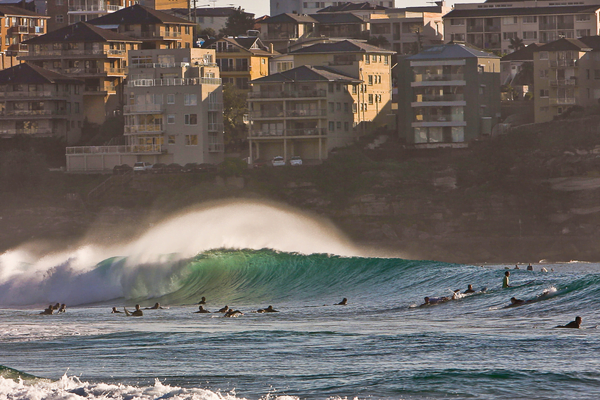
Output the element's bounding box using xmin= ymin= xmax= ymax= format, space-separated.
xmin=184 ymin=114 xmax=197 ymax=125
xmin=185 ymin=135 xmax=198 ymax=145
xmin=184 ymin=93 xmax=197 ymax=106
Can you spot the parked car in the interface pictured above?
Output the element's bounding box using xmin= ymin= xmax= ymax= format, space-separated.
xmin=113 ymin=164 xmax=132 ymax=175
xmin=133 ymin=162 xmax=152 ymax=173
xmin=289 ymin=156 xmax=302 ymax=166
xmin=150 ymin=163 xmax=167 ymax=174
xmin=271 ymin=156 xmax=285 ymax=167
xmin=183 ymin=162 xmax=199 ymax=173
xmin=165 ymin=163 xmax=183 ymax=173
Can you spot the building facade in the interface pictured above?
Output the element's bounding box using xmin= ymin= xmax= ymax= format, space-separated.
xmin=444 ymin=0 xmax=600 ymax=55
xmin=66 ymin=48 xmax=224 ymax=171
xmin=0 ymin=63 xmax=84 ymax=144
xmin=46 ymin=0 xmax=128 ymax=32
xmin=247 ymin=65 xmax=361 ymax=163
xmin=21 ymin=22 xmax=141 ymax=124
xmin=168 ymin=7 xmax=255 ymax=35
xmin=271 ymin=0 xmax=394 ymax=17
xmin=0 ymin=6 xmax=48 ymax=70
xmin=397 ymin=43 xmax=501 ymax=148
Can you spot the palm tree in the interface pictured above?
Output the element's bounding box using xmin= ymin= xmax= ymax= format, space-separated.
xmin=508 ymin=37 xmax=525 ymax=52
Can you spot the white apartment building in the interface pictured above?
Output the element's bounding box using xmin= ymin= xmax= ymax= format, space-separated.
xmin=271 ymin=0 xmax=395 ymax=18
xmin=444 ymin=0 xmax=600 ymax=54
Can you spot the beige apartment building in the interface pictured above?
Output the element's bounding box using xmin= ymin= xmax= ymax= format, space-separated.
xmin=533 ymin=36 xmax=600 ymax=123
xmin=66 ymin=48 xmax=224 ymax=172
xmin=21 ymin=22 xmax=141 ymax=125
xmin=0 ymin=6 xmax=48 ymax=70
xmin=46 ymin=0 xmax=128 ymax=32
xmin=444 ymin=0 xmax=600 ymax=55
xmin=247 ymin=65 xmax=361 ymax=162
xmin=0 ymin=63 xmax=84 ymax=143
xmin=289 ymin=39 xmax=395 ymax=131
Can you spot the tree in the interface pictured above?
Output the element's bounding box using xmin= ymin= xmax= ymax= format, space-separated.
xmin=366 ymin=35 xmax=390 ymax=49
xmin=222 ymin=83 xmax=248 ymax=151
xmin=219 ymin=7 xmax=255 ymax=37
xmin=198 ymin=27 xmax=216 ymax=38
xmin=508 ymin=37 xmax=525 ymax=52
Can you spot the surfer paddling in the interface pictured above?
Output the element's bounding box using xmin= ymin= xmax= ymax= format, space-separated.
xmin=224 ymin=309 xmax=243 ymax=317
xmin=217 ymin=305 xmax=230 ymax=313
xmin=111 ymin=307 xmax=122 ymax=313
xmin=256 ymin=305 xmax=278 ymax=313
xmin=336 ymin=298 xmax=348 ymax=305
xmin=464 ymin=284 xmax=475 ymax=294
xmin=124 ymin=304 xmax=143 ymax=316
xmin=145 ymin=303 xmax=164 ymax=310
xmin=40 ymin=304 xmax=54 ymax=315
xmin=198 ymin=297 xmax=207 ymax=305
xmin=194 ymin=306 xmax=210 ymax=313
xmin=556 ymin=316 xmax=582 ymax=329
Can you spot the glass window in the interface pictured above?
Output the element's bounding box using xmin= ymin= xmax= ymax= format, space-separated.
xmin=167 ymin=94 xmax=175 ymax=104
xmin=184 ymin=114 xmax=197 ymax=125
xmin=184 ymin=93 xmax=197 ymax=106
xmin=167 ymin=114 xmax=175 ymax=124
xmin=185 ymin=135 xmax=198 ymax=145
xmin=168 ymin=135 xmax=175 ymax=144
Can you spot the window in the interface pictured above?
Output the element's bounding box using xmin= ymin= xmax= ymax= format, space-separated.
xmin=185 ymin=114 xmax=197 ymax=125
xmin=595 ymin=70 xmax=600 ymax=79
xmin=236 ymin=77 xmax=248 ymax=90
xmin=328 ymin=121 xmax=335 ymax=131
xmin=540 ymin=51 xmax=549 ymax=60
xmin=372 ymin=55 xmax=377 ymax=62
xmin=368 ymin=75 xmax=373 ymax=85
xmin=336 ymin=121 xmax=341 ymax=130
xmin=502 ymin=17 xmax=517 ymax=25
xmin=352 ymin=85 xmax=357 ymax=94
xmin=365 ymin=54 xmax=370 ymax=64
xmin=368 ymin=94 xmax=374 ymax=104
xmin=577 ymin=29 xmax=590 ymax=37
xmin=576 ymin=14 xmax=591 ymax=22
xmin=167 ymin=114 xmax=175 ymax=124
xmin=4 ymin=36 xmax=9 ymax=45
xmin=167 ymin=94 xmax=175 ymax=104
xmin=522 ymin=16 xmax=537 ymax=23
xmin=56 ymin=15 xmax=64 ymax=23
xmin=344 ymin=103 xmax=349 ymax=112
xmin=523 ymin=31 xmax=537 ymax=40
xmin=539 ymin=89 xmax=549 ymax=97
xmin=344 ymin=122 xmax=349 ymax=131
xmin=503 ymin=32 xmax=518 ymax=40
xmin=450 ymin=19 xmax=465 ymax=26
xmin=168 ymin=135 xmax=176 ymax=144
xmin=185 ymin=135 xmax=198 ymax=145
xmin=329 ymin=102 xmax=334 ymax=112
xmin=352 ymin=103 xmax=357 ymax=113
xmin=336 ymin=102 xmax=341 ymax=111
xmin=185 ymin=26 xmax=190 ymax=34
xmin=384 ymin=56 xmax=389 ymax=65
xmin=451 ymin=33 xmax=465 ymax=41
xmin=184 ymin=93 xmax=197 ymax=105
xmin=56 ymin=0 xmax=63 ymax=4
xmin=539 ymin=69 xmax=548 ymax=78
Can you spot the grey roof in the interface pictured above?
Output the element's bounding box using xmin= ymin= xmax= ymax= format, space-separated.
xmin=0 ymin=4 xmax=47 ymax=17
xmin=24 ymin=21 xmax=141 ymax=45
xmin=444 ymin=5 xmax=600 ymax=19
xmin=202 ymin=36 xmax=275 ymax=55
xmin=317 ymin=2 xmax=387 ymax=12
xmin=262 ymin=13 xmax=318 ymax=24
xmin=577 ymin=36 xmax=600 ymax=50
xmin=408 ymin=42 xmax=499 ymax=60
xmin=535 ymin=38 xmax=592 ymax=52
xmin=290 ymin=39 xmax=395 ymax=54
xmin=251 ymin=64 xmax=361 ymax=83
xmin=310 ymin=12 xmax=365 ymax=24
xmin=501 ymin=43 xmax=540 ymax=62
xmin=88 ymin=4 xmax=194 ymax=26
xmin=0 ymin=63 xmax=83 ymax=85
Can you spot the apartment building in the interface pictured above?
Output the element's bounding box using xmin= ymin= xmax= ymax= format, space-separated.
xmin=369 ymin=3 xmax=448 ymax=54
xmin=290 ymin=39 xmax=395 ymax=131
xmin=247 ymin=65 xmax=361 ymax=162
xmin=397 ymin=43 xmax=500 ymax=148
xmin=0 ymin=63 xmax=84 ymax=144
xmin=260 ymin=13 xmax=317 ymax=52
xmin=0 ymin=6 xmax=48 ymax=69
xmin=532 ymin=36 xmax=600 ymax=123
xmin=444 ymin=0 xmax=600 ymax=55
xmin=168 ymin=7 xmax=255 ymax=34
xmin=202 ymin=36 xmax=274 ymax=90
xmin=66 ymin=48 xmax=223 ymax=171
xmin=21 ymin=22 xmax=141 ymax=124
xmin=46 ymin=0 xmax=127 ymax=32
xmin=88 ymin=4 xmax=195 ymax=49
xmin=271 ymin=0 xmax=394 ymax=17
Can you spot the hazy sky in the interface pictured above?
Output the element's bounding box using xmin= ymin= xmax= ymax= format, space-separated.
xmin=206 ymin=0 xmax=483 ymax=19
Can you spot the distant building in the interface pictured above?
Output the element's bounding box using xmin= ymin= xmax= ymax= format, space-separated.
xmin=202 ymin=36 xmax=275 ymax=90
xmin=247 ymin=65 xmax=362 ymax=163
xmin=0 ymin=63 xmax=84 ymax=144
xmin=21 ymin=22 xmax=141 ymax=125
xmin=271 ymin=0 xmax=394 ymax=17
xmin=87 ymin=4 xmax=196 ymax=50
xmin=0 ymin=5 xmax=48 ymax=69
xmin=66 ymin=48 xmax=224 ymax=171
xmin=532 ymin=36 xmax=600 ymax=123
xmin=167 ymin=7 xmax=255 ymax=35
xmin=46 ymin=0 xmax=127 ymax=32
xmin=260 ymin=13 xmax=317 ymax=53
xmin=311 ymin=12 xmax=368 ymax=40
xmin=397 ymin=42 xmax=500 ymax=148
xmin=444 ymin=0 xmax=600 ymax=55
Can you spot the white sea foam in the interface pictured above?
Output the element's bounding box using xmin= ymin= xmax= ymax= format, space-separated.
xmin=0 ymin=200 xmax=361 ymax=307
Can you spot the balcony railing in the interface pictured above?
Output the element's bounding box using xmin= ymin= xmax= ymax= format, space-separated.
xmin=48 ymin=67 xmax=126 ymax=75
xmin=208 ymin=142 xmax=224 ymax=152
xmin=124 ymin=124 xmax=163 ymax=133
xmin=84 ymin=83 xmax=116 ymax=93
xmin=8 ymin=44 xmax=28 ymax=52
xmin=0 ymin=90 xmax=66 ymax=98
xmin=26 ymin=48 xmax=126 ymax=57
xmin=220 ymin=65 xmax=249 ymax=72
xmin=414 ymin=114 xmax=463 ymax=123
xmin=137 ymin=30 xmax=182 ymax=39
xmin=549 ymin=97 xmax=576 ymax=105
xmin=549 ymin=59 xmax=578 ymax=67
xmin=0 ymin=128 xmax=55 ymax=136
xmin=249 ymin=128 xmax=327 ymax=137
xmin=215 ymin=48 xmax=240 ymax=53
xmin=414 ymin=93 xmax=465 ymax=102
xmin=248 ymin=89 xmax=326 ymax=99
xmin=66 ymin=144 xmax=164 ymax=154
xmin=208 ymin=102 xmax=222 ymax=111
xmin=68 ymin=4 xmax=124 ymax=11
xmin=123 ymin=104 xmax=164 ymax=113
xmin=208 ymin=123 xmax=224 ymax=131
xmin=550 ymin=79 xmax=577 ymax=87
xmin=30 ymin=26 xmax=44 ymax=34
xmin=11 ymin=25 xmax=29 ymax=33
xmin=413 ymin=74 xmax=465 ymax=83
xmin=130 ymin=62 xmax=189 ymax=69
xmin=1 ymin=109 xmax=67 ymax=116
xmin=127 ymin=77 xmax=221 ymax=87
xmin=285 ymin=109 xmax=327 ymax=117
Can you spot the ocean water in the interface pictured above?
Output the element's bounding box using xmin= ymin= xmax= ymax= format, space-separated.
xmin=1 ymin=202 xmax=599 ymax=400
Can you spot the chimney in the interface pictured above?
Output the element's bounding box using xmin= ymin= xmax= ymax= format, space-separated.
xmin=270 ymin=43 xmax=274 ymax=53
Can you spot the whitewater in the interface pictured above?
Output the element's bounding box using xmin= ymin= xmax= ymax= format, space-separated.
xmin=1 ymin=200 xmax=600 ymax=399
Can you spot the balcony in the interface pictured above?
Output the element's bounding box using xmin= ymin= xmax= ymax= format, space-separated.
xmin=137 ymin=30 xmax=182 ymax=40
xmin=215 ymin=48 xmax=241 ymax=53
xmin=414 ymin=114 xmax=462 ymax=123
xmin=208 ymin=142 xmax=224 ymax=152
xmin=413 ymin=74 xmax=465 ymax=83
xmin=249 ymin=128 xmax=327 ymax=137
xmin=84 ymin=83 xmax=116 ymax=95
xmin=66 ymin=144 xmax=164 ymax=154
xmin=130 ymin=62 xmax=190 ymax=69
xmin=285 ymin=109 xmax=327 ymax=118
xmin=208 ymin=123 xmax=224 ymax=131
xmin=123 ymin=104 xmax=164 ymax=113
xmin=68 ymin=4 xmax=124 ymax=12
xmin=208 ymin=102 xmax=222 ymax=111
xmin=124 ymin=124 xmax=163 ymax=134
xmin=0 ymin=90 xmax=67 ymax=99
xmin=550 ymin=79 xmax=577 ymax=87
xmin=248 ymin=89 xmax=327 ymax=99
xmin=549 ymin=59 xmax=578 ymax=68
xmin=127 ymin=77 xmax=221 ymax=87
xmin=0 ymin=109 xmax=68 ymax=117
xmin=414 ymin=94 xmax=465 ymax=102
xmin=30 ymin=26 xmax=44 ymax=34
xmin=0 ymin=128 xmax=55 ymax=136
xmin=549 ymin=97 xmax=576 ymax=105
xmin=10 ymin=25 xmax=29 ymax=34
xmin=48 ymin=67 xmax=126 ymax=76
xmin=220 ymin=65 xmax=249 ymax=72
xmin=8 ymin=43 xmax=28 ymax=52
xmin=25 ymin=48 xmax=126 ymax=58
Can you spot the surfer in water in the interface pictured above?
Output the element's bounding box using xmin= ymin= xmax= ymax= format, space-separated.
xmin=40 ymin=305 xmax=54 ymax=315
xmin=464 ymin=284 xmax=475 ymax=294
xmin=111 ymin=307 xmax=122 ymax=313
xmin=336 ymin=298 xmax=348 ymax=305
xmin=198 ymin=297 xmax=206 ymax=305
xmin=57 ymin=304 xmax=66 ymax=313
xmin=256 ymin=305 xmax=278 ymax=313
xmin=217 ymin=305 xmax=230 ymax=313
xmin=145 ymin=303 xmax=164 ymax=310
xmin=502 ymin=271 xmax=511 ymax=288
xmin=124 ymin=304 xmax=143 ymax=316
xmin=194 ymin=306 xmax=210 ymax=313
xmin=224 ymin=309 xmax=243 ymax=317
xmin=557 ymin=316 xmax=582 ymax=329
